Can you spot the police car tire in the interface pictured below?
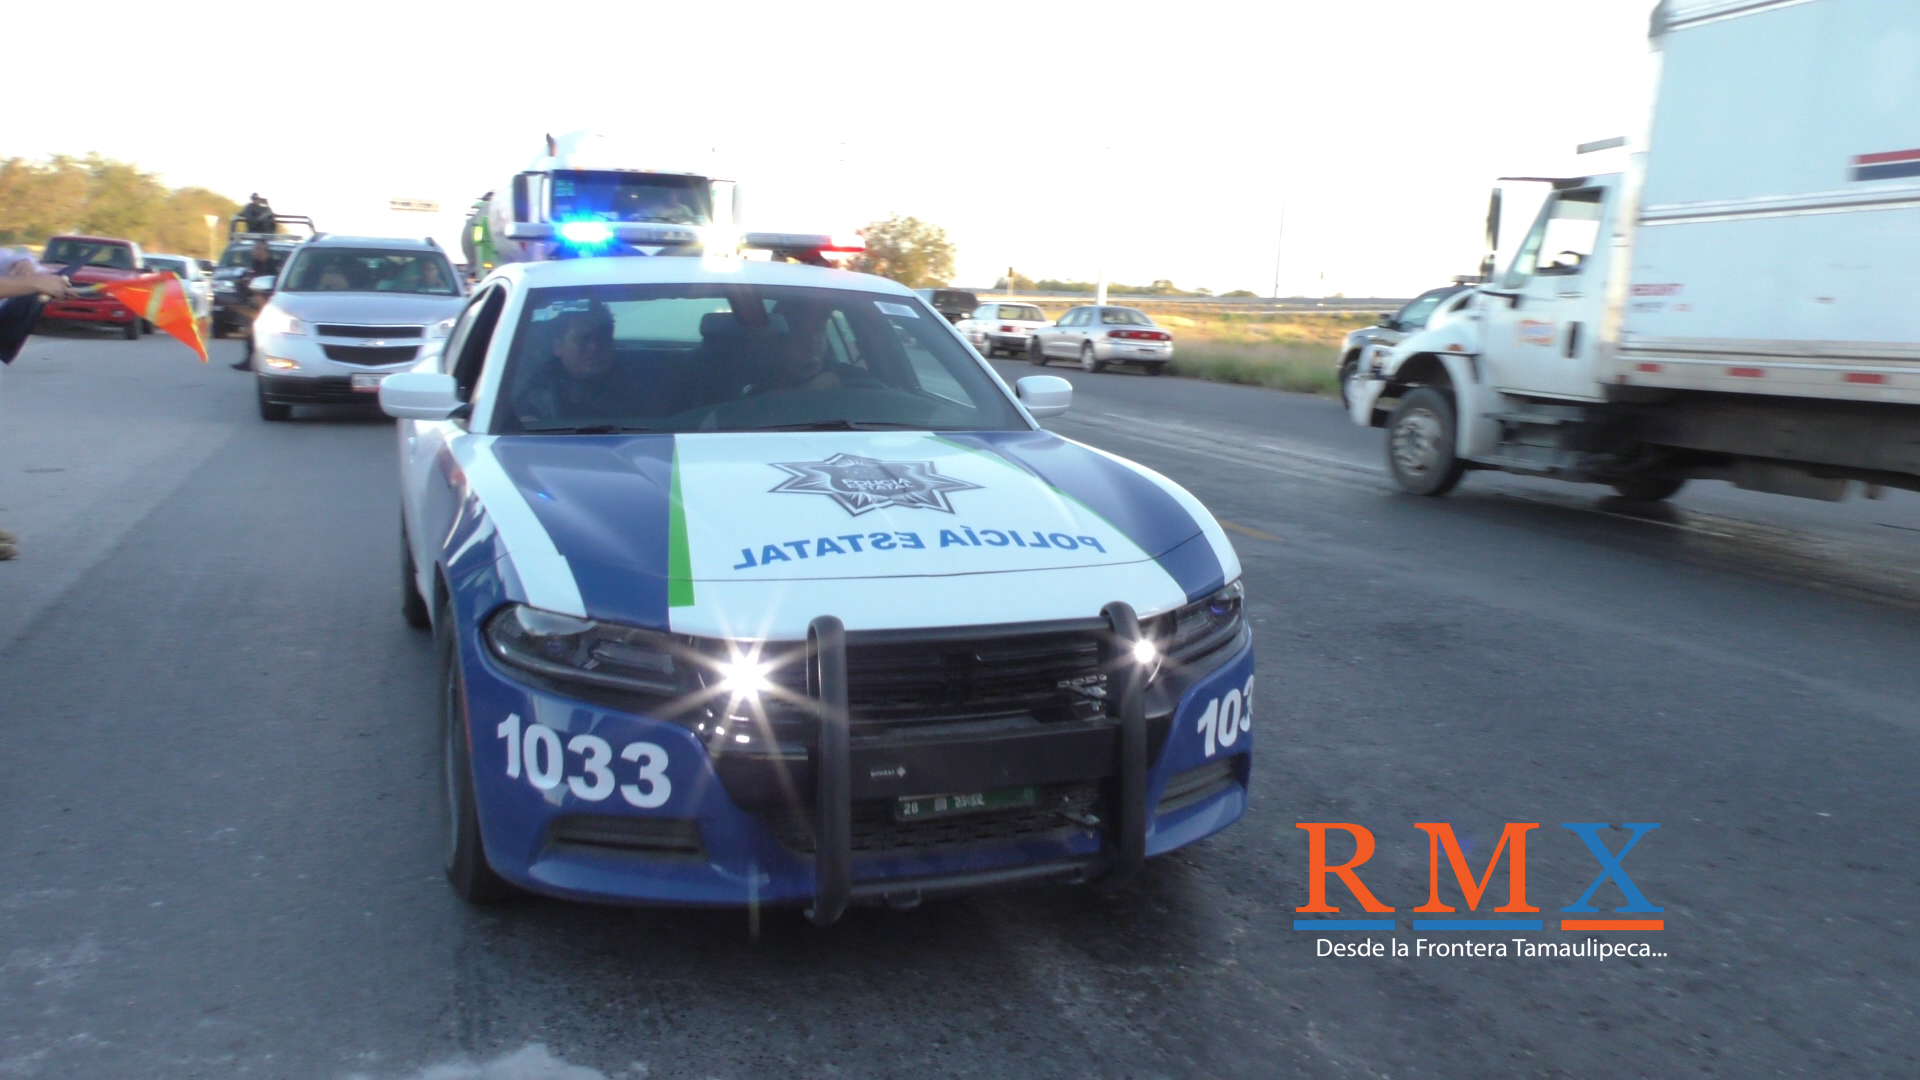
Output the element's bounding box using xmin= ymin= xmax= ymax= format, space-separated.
xmin=439 ymin=597 xmax=518 ymax=904
xmin=1029 ymin=339 xmax=1047 ymax=366
xmin=401 ymin=521 xmax=431 ymax=629
xmin=1386 ymin=387 xmax=1466 ymax=496
xmin=1080 ymin=343 xmax=1104 ymax=373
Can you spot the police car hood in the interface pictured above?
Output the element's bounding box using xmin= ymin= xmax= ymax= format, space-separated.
xmin=475 ymin=429 xmax=1238 ymax=638
xmin=271 ymin=290 xmax=466 ymax=325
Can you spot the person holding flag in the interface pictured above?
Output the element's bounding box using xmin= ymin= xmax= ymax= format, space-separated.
xmin=0 ymin=254 xmax=79 ymax=559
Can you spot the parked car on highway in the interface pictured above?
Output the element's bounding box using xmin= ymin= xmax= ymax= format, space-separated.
xmin=249 ymin=235 xmax=465 ymax=420
xmin=141 ymin=253 xmax=214 ymax=323
xmin=36 ymin=235 xmax=149 ymax=339
xmin=1337 ymin=284 xmax=1470 ymax=409
xmin=913 ymin=287 xmax=978 ymax=324
xmin=377 ymin=254 xmax=1252 ymax=921
xmin=1028 ymin=305 xmax=1174 ymax=374
xmin=957 ymin=301 xmax=1048 ymax=357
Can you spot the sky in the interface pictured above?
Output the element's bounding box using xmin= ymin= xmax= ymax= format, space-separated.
xmin=6 ymin=0 xmax=1659 ymax=296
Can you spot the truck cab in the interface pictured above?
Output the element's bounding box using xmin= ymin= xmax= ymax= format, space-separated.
xmin=483 ymin=131 xmax=740 ymax=263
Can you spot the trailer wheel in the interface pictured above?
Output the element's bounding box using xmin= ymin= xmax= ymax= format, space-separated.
xmin=1386 ymin=387 xmax=1466 ymax=496
xmin=1611 ymin=476 xmax=1685 ymax=502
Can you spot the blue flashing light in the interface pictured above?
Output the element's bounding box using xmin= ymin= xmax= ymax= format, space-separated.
xmin=557 ymin=220 xmax=614 ymax=247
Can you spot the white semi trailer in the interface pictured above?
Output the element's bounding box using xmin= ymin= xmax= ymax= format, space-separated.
xmin=1353 ymin=0 xmax=1920 ymax=503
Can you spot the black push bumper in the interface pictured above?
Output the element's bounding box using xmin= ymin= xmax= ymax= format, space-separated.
xmin=799 ymin=603 xmax=1153 ymax=925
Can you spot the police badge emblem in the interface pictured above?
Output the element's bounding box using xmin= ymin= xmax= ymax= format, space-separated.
xmin=768 ymin=453 xmax=982 ymax=515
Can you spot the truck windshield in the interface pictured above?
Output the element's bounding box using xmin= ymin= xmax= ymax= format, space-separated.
xmin=495 ymin=283 xmax=1026 ymax=435
xmin=281 ymin=249 xmax=459 ymax=295
xmin=42 ymin=239 xmax=133 ymax=270
xmin=550 ymin=171 xmax=712 ymax=226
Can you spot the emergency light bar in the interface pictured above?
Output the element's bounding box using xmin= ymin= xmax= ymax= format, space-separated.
xmin=506 ymin=221 xmax=705 ymax=247
xmin=739 ymin=232 xmax=864 ymax=265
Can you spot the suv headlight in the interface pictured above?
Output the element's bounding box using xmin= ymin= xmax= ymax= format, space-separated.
xmin=1154 ymin=580 xmax=1244 ymax=663
xmin=253 ymin=307 xmax=305 ymax=336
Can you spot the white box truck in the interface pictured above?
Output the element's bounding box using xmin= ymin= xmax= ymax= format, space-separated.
xmin=1352 ymin=0 xmax=1920 ymax=503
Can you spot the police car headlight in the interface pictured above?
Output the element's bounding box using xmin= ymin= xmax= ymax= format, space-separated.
xmin=485 ymin=604 xmax=688 ymax=699
xmin=1157 ymin=580 xmax=1245 ymax=663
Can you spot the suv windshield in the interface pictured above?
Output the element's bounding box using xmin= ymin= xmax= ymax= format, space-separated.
xmin=42 ymin=239 xmax=134 ymax=270
xmin=550 ymin=171 xmax=712 ymax=226
xmin=281 ymin=249 xmax=458 ymax=295
xmin=497 ymin=284 xmax=1026 ymax=435
xmin=1099 ymin=308 xmax=1153 ymax=326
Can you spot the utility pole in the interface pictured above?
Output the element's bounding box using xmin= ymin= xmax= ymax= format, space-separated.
xmin=1271 ymin=206 xmax=1286 ymax=300
xmin=1095 ymin=259 xmax=1108 ymax=306
xmin=1007 ymin=267 xmax=1014 ymax=297
xmin=204 ymin=214 xmax=221 ymax=261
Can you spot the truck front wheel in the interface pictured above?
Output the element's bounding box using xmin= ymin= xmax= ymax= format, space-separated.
xmin=1387 ymin=387 xmax=1466 ymax=496
xmin=1611 ymin=476 xmax=1686 ymax=502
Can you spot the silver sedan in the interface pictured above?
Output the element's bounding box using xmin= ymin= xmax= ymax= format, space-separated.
xmin=1027 ymin=305 xmax=1173 ymax=374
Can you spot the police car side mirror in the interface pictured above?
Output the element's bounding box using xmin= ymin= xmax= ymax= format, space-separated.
xmin=1015 ymin=375 xmax=1072 ymax=419
xmin=380 ymin=372 xmax=464 ymax=421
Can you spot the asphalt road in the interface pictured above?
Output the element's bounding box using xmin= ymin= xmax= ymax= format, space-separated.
xmin=1 ymin=329 xmax=1914 ymax=1079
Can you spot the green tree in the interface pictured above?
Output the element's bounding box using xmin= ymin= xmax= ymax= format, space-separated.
xmin=850 ymin=214 xmax=955 ymax=289
xmin=0 ymin=154 xmax=240 ymax=258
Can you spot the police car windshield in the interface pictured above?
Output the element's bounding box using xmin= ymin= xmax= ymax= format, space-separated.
xmin=281 ymin=249 xmax=458 ymax=295
xmin=551 ymin=171 xmax=712 ymax=226
xmin=497 ymin=284 xmax=1027 ymax=435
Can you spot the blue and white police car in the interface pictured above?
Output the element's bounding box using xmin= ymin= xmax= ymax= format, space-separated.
xmin=379 ymin=253 xmax=1253 ymax=922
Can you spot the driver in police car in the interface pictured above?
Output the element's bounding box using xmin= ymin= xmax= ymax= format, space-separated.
xmin=512 ymin=301 xmax=628 ymax=425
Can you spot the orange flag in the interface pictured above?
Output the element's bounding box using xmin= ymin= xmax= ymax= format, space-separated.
xmin=94 ymin=273 xmax=208 ymax=362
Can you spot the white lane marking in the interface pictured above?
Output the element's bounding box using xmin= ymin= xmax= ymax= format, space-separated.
xmin=451 ymin=436 xmax=587 ymax=617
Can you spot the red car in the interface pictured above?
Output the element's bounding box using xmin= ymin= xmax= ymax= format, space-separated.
xmin=38 ymin=235 xmax=148 ymax=339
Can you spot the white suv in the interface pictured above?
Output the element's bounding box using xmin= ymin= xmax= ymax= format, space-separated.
xmin=250 ymin=236 xmax=466 ymax=420
xmin=957 ymin=301 xmax=1049 ymax=358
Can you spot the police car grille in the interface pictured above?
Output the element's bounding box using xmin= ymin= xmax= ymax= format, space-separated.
xmin=321 ymin=345 xmax=420 ymax=365
xmin=759 ymin=782 xmax=1099 ymax=857
xmin=767 ymin=628 xmax=1107 ymax=726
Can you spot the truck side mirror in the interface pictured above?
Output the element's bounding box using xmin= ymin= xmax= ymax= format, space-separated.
xmin=1377 ymin=312 xmax=1397 ymax=329
xmin=249 ymin=275 xmax=276 ymax=293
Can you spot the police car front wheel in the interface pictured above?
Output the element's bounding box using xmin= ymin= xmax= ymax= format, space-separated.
xmin=439 ymin=597 xmax=518 ymax=905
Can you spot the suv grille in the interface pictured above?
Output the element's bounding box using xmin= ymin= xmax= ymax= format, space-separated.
xmin=759 ymin=782 xmax=1099 ymax=857
xmin=322 ymin=344 xmax=419 ymax=365
xmin=315 ymin=324 xmax=424 ymax=338
xmin=765 ymin=625 xmax=1109 ymax=728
